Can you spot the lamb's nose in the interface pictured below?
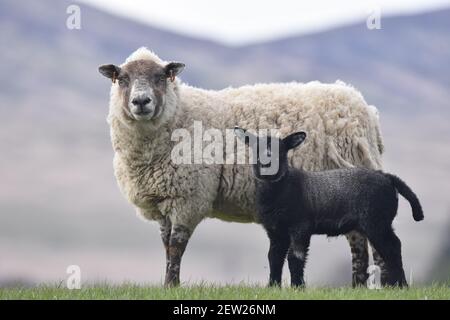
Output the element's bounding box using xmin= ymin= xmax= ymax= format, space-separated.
xmin=132 ymin=97 xmax=151 ymax=108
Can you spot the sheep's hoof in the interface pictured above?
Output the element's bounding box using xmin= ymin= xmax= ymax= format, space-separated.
xmin=164 ymin=281 xmax=180 ymax=288
xmin=352 ymin=273 xmax=369 ymax=288
xmin=164 ymin=274 xmax=181 ymax=288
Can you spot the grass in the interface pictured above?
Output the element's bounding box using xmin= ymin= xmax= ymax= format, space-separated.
xmin=0 ymin=282 xmax=449 ymax=300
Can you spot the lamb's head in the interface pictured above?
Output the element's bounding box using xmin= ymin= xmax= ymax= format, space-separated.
xmin=99 ymin=48 xmax=184 ymax=124
xmin=234 ymin=127 xmax=306 ymax=182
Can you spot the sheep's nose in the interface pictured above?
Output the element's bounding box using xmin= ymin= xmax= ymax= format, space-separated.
xmin=132 ymin=97 xmax=151 ymax=108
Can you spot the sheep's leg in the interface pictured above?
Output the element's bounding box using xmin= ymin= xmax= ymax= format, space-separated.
xmin=346 ymin=231 xmax=369 ymax=287
xmin=165 ymin=224 xmax=192 ymax=287
xmin=372 ymin=247 xmax=389 ymax=286
xmin=158 ymin=217 xmax=172 ymax=275
xmin=353 ymin=141 xmax=389 ymax=285
xmin=288 ymin=233 xmax=311 ymax=287
xmin=266 ymin=229 xmax=290 ymax=287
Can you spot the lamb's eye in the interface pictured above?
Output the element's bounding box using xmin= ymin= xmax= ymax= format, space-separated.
xmin=158 ymin=76 xmax=167 ymax=83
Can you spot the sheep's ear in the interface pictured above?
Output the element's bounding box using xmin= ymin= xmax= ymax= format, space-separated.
xmin=165 ymin=62 xmax=185 ymax=81
xmin=283 ymin=131 xmax=306 ymax=150
xmin=234 ymin=126 xmax=257 ymax=146
xmin=99 ymin=64 xmax=121 ymax=82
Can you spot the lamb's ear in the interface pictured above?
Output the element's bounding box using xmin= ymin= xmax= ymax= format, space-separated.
xmin=98 ymin=64 xmax=121 ymax=82
xmin=165 ymin=62 xmax=185 ymax=81
xmin=283 ymin=131 xmax=306 ymax=150
xmin=234 ymin=126 xmax=257 ymax=146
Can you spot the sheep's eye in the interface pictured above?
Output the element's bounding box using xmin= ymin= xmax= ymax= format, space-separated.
xmin=118 ymin=78 xmax=128 ymax=86
xmin=158 ymin=76 xmax=167 ymax=83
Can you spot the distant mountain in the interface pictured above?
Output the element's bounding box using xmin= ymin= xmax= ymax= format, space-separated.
xmin=244 ymin=9 xmax=450 ymax=116
xmin=1 ymin=0 xmax=449 ymax=115
xmin=0 ymin=0 xmax=449 ymax=285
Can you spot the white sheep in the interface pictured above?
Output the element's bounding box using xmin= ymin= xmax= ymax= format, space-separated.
xmin=99 ymin=47 xmax=385 ymax=287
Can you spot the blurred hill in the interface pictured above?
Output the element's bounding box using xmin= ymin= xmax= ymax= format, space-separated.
xmin=0 ymin=0 xmax=449 ymax=285
xmin=429 ymin=217 xmax=450 ymax=282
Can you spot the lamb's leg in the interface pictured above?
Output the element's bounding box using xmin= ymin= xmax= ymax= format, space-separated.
xmin=266 ymin=229 xmax=290 ymax=287
xmin=346 ymin=231 xmax=369 ymax=287
xmin=287 ymin=248 xmax=301 ymax=285
xmin=165 ymin=224 xmax=193 ymax=287
xmin=288 ymin=233 xmax=311 ymax=287
xmin=366 ymin=228 xmax=408 ymax=288
xmin=158 ymin=217 xmax=172 ymax=276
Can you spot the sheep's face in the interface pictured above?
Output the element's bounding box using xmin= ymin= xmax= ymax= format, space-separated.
xmin=99 ymin=60 xmax=184 ymax=122
xmin=234 ymin=127 xmax=306 ymax=182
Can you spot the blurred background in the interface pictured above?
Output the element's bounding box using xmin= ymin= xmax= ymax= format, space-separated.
xmin=0 ymin=0 xmax=449 ymax=287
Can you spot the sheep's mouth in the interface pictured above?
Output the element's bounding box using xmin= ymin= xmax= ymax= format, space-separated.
xmin=130 ymin=106 xmax=156 ymax=120
xmin=134 ymin=109 xmax=153 ymax=116
xmin=131 ymin=103 xmax=162 ymax=121
xmin=132 ymin=111 xmax=154 ymax=121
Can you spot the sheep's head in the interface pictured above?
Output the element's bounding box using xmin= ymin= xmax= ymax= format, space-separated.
xmin=99 ymin=59 xmax=184 ymax=122
xmin=234 ymin=127 xmax=306 ymax=182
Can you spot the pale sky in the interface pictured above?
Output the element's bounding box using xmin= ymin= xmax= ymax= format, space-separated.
xmin=81 ymin=0 xmax=450 ymax=45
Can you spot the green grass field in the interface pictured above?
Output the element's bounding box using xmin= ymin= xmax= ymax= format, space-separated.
xmin=0 ymin=282 xmax=449 ymax=300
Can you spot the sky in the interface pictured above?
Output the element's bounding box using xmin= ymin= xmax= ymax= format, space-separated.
xmin=81 ymin=0 xmax=450 ymax=45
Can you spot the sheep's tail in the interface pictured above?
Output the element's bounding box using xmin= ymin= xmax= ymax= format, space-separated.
xmin=386 ymin=173 xmax=424 ymax=221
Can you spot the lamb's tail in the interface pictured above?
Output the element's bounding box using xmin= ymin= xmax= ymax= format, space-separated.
xmin=386 ymin=173 xmax=424 ymax=221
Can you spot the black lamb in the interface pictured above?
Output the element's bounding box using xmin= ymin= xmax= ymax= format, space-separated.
xmin=234 ymin=126 xmax=424 ymax=288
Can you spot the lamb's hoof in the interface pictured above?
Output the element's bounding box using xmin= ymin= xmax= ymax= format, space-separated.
xmin=267 ymin=280 xmax=282 ymax=288
xmin=291 ymin=282 xmax=306 ymax=289
xmin=385 ymin=278 xmax=408 ymax=289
